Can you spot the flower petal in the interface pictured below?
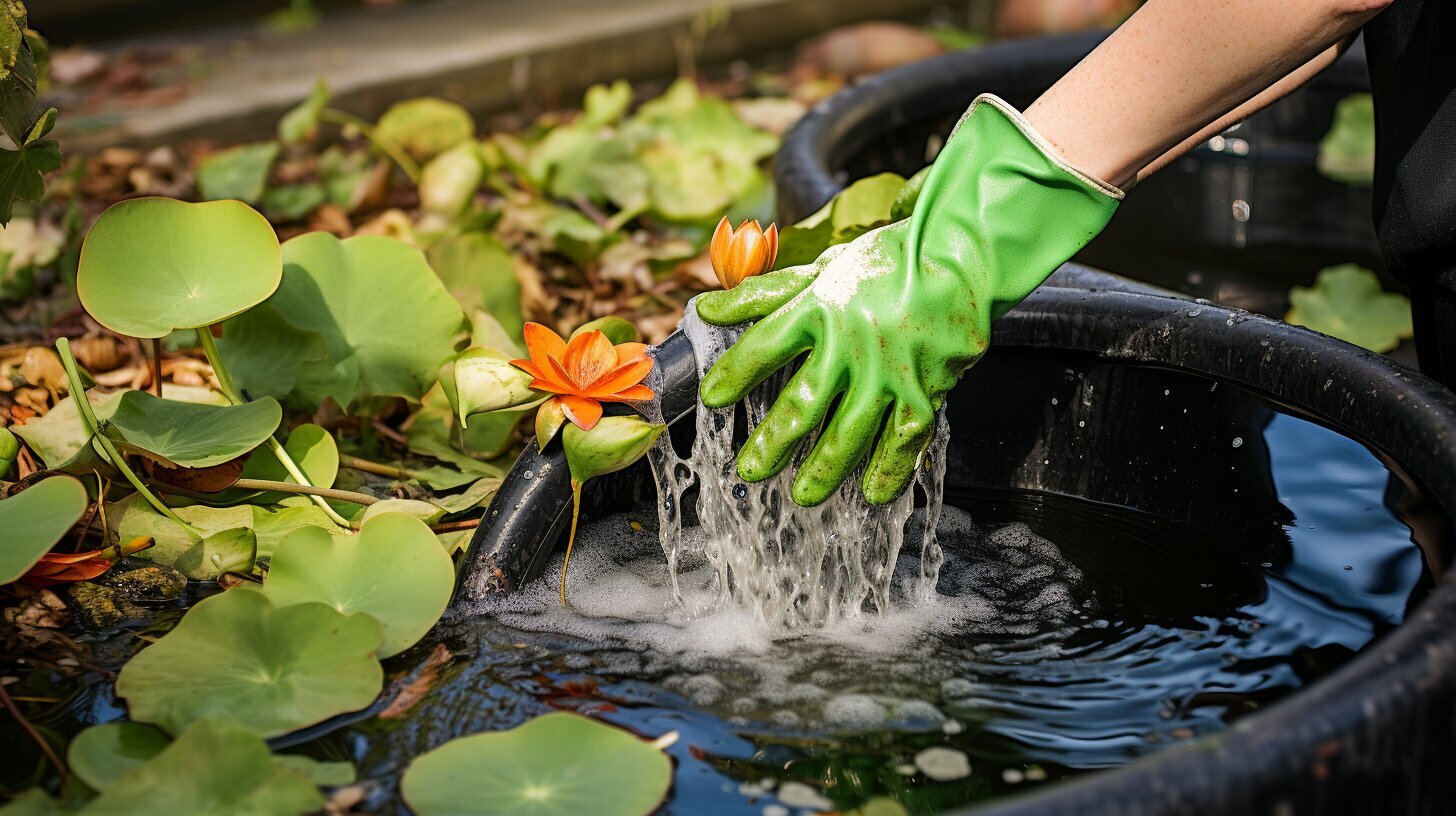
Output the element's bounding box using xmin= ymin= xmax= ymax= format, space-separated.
xmin=586 ymin=356 xmax=653 ymax=397
xmin=528 ymin=377 xmax=579 ymax=396
xmin=557 ymin=395 xmax=603 ymax=431
xmin=605 ymin=384 xmax=655 ymax=401
xmin=762 ymin=223 xmax=779 ymax=270
xmin=710 ymin=216 xmax=733 ymax=270
xmin=563 ymin=330 xmax=615 ymax=390
xmin=510 ymin=359 xmax=549 ymax=381
xmin=546 ymin=355 xmax=578 ymax=392
xmin=614 ymin=342 xmax=650 ymax=365
xmin=523 ymin=322 xmax=568 ymax=373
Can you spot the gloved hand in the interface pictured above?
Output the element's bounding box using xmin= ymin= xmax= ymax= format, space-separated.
xmin=697 ymin=94 xmax=1123 ymax=506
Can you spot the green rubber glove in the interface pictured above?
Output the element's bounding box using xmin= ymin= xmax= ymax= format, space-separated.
xmin=697 ymin=94 xmax=1122 ymax=506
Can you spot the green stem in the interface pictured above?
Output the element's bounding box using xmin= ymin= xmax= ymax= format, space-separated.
xmin=196 ymin=328 xmax=353 ymax=529
xmin=231 ymin=478 xmax=379 ymax=507
xmin=338 ymin=454 xmax=421 ymax=481
xmin=560 ymin=480 xmax=582 ymax=607
xmin=318 ymin=108 xmax=422 ymax=182
xmin=54 ymin=338 xmax=202 ymax=534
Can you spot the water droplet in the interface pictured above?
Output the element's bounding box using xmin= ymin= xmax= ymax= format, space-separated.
xmin=522 ymin=469 xmax=534 ymax=480
xmin=1344 ymin=565 xmax=1353 ymax=571
xmin=1261 ymin=562 xmax=1273 ymax=569
xmin=1050 ymin=397 xmax=1058 ymax=405
xmin=732 ymin=483 xmax=748 ymax=500
xmin=1077 ymin=420 xmax=1086 ymax=428
xmin=1231 ymin=437 xmax=1243 ymax=448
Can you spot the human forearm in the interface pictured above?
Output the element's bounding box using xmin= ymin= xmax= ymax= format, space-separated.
xmin=1024 ymin=0 xmax=1390 ymax=189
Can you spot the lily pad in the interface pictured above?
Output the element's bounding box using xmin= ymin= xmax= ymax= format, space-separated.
xmin=82 ymin=719 xmax=323 ymax=814
xmin=375 ymin=98 xmax=475 ymax=163
xmin=216 ymin=304 xmax=330 ymax=402
xmin=1317 ymin=94 xmax=1375 ymax=186
xmin=173 ymin=527 xmax=257 ymax=580
xmin=268 ymin=233 xmax=465 ymax=408
xmin=67 ymin=722 xmax=172 ymax=792
xmin=0 ymin=475 xmax=89 ymax=584
xmin=262 ymin=512 xmax=453 ymax=657
xmin=427 ymin=232 xmax=523 ymax=335
xmin=195 ymin=142 xmax=281 ymax=204
xmin=401 ymin=712 xmax=673 ymax=816
xmin=356 ymin=499 xmax=446 ymax=527
xmin=105 ymin=391 xmax=282 ymax=468
xmin=249 ymin=504 xmax=349 ymax=558
xmin=235 ymin=422 xmax=339 ymax=503
xmin=10 ymin=390 xmax=124 ymax=469
xmin=1286 ymin=264 xmax=1413 ymax=353
xmin=77 ymin=198 xmax=282 ymax=339
xmin=107 ymin=495 xmax=254 ymax=569
xmin=116 ymin=589 xmax=383 ymax=737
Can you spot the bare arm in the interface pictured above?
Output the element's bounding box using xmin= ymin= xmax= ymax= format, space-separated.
xmin=1025 ymin=0 xmax=1390 ymax=190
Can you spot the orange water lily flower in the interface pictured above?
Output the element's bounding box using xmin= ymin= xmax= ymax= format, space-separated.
xmin=710 ymin=216 xmax=778 ymax=290
xmin=511 ymin=322 xmax=654 ymax=432
xmin=23 ymin=550 xmax=112 ymax=588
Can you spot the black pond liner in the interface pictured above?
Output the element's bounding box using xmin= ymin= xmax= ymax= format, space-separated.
xmin=452 ymin=264 xmax=1456 ymax=815
xmin=774 ymin=30 xmax=1384 ymax=316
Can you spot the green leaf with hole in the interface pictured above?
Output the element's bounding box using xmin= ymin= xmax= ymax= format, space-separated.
xmin=427 ymin=232 xmax=522 ymax=335
xmin=104 ymin=390 xmax=281 ymax=468
xmin=401 ymin=712 xmax=672 ymax=816
xmin=375 ymin=97 xmax=474 ymax=163
xmin=77 ymin=198 xmax=282 ymax=339
xmin=1317 ymin=94 xmax=1374 ymax=186
xmin=81 ymin=719 xmax=323 ymax=814
xmin=0 ymin=475 xmax=89 ymax=584
xmin=267 ymin=233 xmax=465 ymax=408
xmin=262 ymin=512 xmax=453 ymax=657
xmin=67 ymin=722 xmax=172 ymax=792
xmin=1286 ymin=264 xmax=1413 ymax=353
xmin=196 ymin=142 xmax=281 ymax=204
xmin=116 ymin=589 xmax=383 ymax=737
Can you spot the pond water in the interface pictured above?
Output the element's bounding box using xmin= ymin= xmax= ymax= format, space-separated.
xmin=334 ymin=406 xmax=1429 ymax=816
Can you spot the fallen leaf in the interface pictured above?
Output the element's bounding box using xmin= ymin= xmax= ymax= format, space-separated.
xmin=379 ymin=642 xmax=454 ymax=718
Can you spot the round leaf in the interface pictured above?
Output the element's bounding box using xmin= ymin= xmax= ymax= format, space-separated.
xmin=83 ymin=719 xmax=323 ymax=815
xmin=262 ymin=512 xmax=453 ymax=658
xmin=0 ymin=475 xmax=89 ymax=584
xmin=374 ymin=98 xmax=475 ymax=162
xmin=173 ymin=527 xmax=257 ymax=580
xmin=67 ymin=722 xmax=171 ymax=792
xmin=272 ymin=233 xmax=465 ymax=407
xmin=231 ymin=422 xmax=339 ymax=504
xmin=401 ymin=712 xmax=673 ymax=816
xmin=77 ymin=198 xmax=282 ymax=339
xmin=105 ymin=391 xmax=283 ymax=468
xmin=116 ymin=589 xmax=384 ymax=737
xmin=1285 ymin=264 xmax=1414 ymax=353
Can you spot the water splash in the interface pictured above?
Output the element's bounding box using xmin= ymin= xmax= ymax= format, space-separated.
xmin=642 ymin=304 xmax=948 ymax=628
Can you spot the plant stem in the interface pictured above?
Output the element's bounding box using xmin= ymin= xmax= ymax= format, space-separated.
xmin=231 ymin=478 xmax=379 ymax=507
xmin=338 ymin=454 xmax=420 ymax=481
xmin=560 ymin=480 xmax=582 ymax=607
xmin=318 ymin=108 xmax=422 ymax=182
xmin=0 ymin=682 xmax=67 ymax=782
xmin=149 ymin=338 xmax=163 ymax=397
xmin=430 ymin=518 xmax=481 ymax=534
xmin=195 ymin=328 xmax=353 ymax=529
xmin=55 ymin=338 xmax=202 ymax=534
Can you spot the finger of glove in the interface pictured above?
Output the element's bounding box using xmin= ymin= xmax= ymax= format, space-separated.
xmin=700 ymin=309 xmax=814 ymax=409
xmin=862 ymin=395 xmax=937 ymax=506
xmin=696 ymin=265 xmax=817 ymax=326
xmin=736 ymin=353 xmax=841 ymax=483
xmin=791 ymin=390 xmax=891 ymax=507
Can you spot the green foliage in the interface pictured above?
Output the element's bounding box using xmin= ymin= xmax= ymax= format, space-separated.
xmin=440 ymin=346 xmax=542 ymax=426
xmin=278 ymin=80 xmax=330 ymax=144
xmin=216 ymin=304 xmax=328 ymax=401
xmin=1286 ymin=263 xmax=1413 ymax=352
xmin=427 ymin=231 xmax=523 ymax=334
xmin=260 ymin=512 xmax=454 ymax=657
xmin=10 ymin=389 xmax=124 ymax=470
xmin=107 ymin=496 xmax=252 ymax=570
xmin=116 ymin=589 xmax=384 ymax=737
xmin=1317 ymin=94 xmax=1375 ymax=186
xmin=67 ymin=722 xmax=172 ymax=792
xmin=571 ymin=316 xmax=639 ymax=344
xmin=401 ymin=712 xmax=673 ymax=816
xmin=0 ymin=2 xmax=59 ymax=226
xmin=419 ymin=141 xmax=485 ymax=219
xmin=0 ymin=425 xmax=17 ymax=476
xmin=777 ymin=172 xmax=906 ymax=268
xmin=0 ymin=107 xmax=60 ymax=224
xmin=238 ymin=422 xmax=339 ymax=499
xmin=195 ymin=142 xmax=281 ymax=204
xmin=563 ymin=415 xmax=665 ymax=485
xmin=80 ymin=719 xmax=324 ymax=814
xmin=105 ymin=390 xmax=282 ymax=468
xmin=0 ymin=475 xmax=88 ymax=584
xmin=375 ymin=97 xmax=475 ymax=163
xmin=77 ymin=198 xmax=282 ymax=339
xmin=266 ymin=232 xmax=465 ymax=408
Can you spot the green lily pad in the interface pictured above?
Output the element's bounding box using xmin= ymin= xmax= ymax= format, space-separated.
xmin=105 ymin=390 xmax=282 ymax=468
xmin=375 ymin=97 xmax=475 ymax=163
xmin=217 ymin=304 xmax=330 ymax=402
xmin=249 ymin=504 xmax=348 ymax=558
xmin=356 ymin=499 xmax=445 ymax=527
xmin=77 ymin=198 xmax=282 ymax=339
xmin=427 ymin=232 xmax=523 ymax=335
xmin=268 ymin=233 xmax=465 ymax=408
xmin=116 ymin=589 xmax=383 ymax=737
xmin=107 ymin=495 xmax=254 ymax=570
xmin=82 ymin=719 xmax=323 ymax=814
xmin=1317 ymin=93 xmax=1374 ymax=186
xmin=11 ymin=389 xmax=123 ymax=470
xmin=0 ymin=475 xmax=89 ymax=584
xmin=273 ymin=755 xmax=356 ymax=787
xmin=1286 ymin=264 xmax=1413 ymax=353
xmin=67 ymin=722 xmax=172 ymax=792
xmin=234 ymin=422 xmax=339 ymax=504
xmin=262 ymin=512 xmax=453 ymax=657
xmin=0 ymin=788 xmax=67 ymax=815
xmin=173 ymin=527 xmax=257 ymax=580
xmin=401 ymin=712 xmax=673 ymax=816
xmin=777 ymin=172 xmax=905 ymax=268
xmin=195 ymin=142 xmax=281 ymax=204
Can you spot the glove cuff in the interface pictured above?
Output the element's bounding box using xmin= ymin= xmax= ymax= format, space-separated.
xmin=949 ymin=93 xmax=1125 ymax=201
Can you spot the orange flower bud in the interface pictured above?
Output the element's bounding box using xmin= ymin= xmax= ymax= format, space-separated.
xmin=709 ymin=216 xmax=778 ymax=290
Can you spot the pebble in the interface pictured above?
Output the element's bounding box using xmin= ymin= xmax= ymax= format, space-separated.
xmin=914 ymin=747 xmax=972 ymax=781
xmin=776 ymin=782 xmax=833 ymax=810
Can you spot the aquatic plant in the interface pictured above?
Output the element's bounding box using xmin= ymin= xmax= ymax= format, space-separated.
xmin=511 ymin=321 xmax=655 ymax=433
